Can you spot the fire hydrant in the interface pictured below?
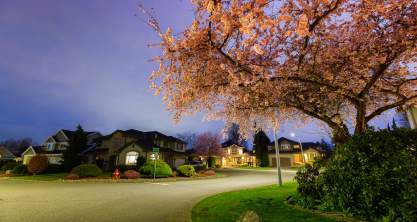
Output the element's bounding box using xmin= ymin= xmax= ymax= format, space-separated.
xmin=112 ymin=169 xmax=120 ymax=180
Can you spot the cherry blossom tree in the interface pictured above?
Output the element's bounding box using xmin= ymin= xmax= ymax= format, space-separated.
xmin=142 ymin=0 xmax=417 ymax=143
xmin=193 ymin=132 xmax=224 ymax=157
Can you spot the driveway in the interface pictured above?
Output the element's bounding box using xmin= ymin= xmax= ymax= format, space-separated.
xmin=0 ymin=169 xmax=295 ymax=222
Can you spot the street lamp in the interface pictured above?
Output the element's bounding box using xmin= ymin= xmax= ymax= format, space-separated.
xmin=273 ymin=121 xmax=283 ymax=186
xmin=291 ymin=133 xmax=305 ymax=164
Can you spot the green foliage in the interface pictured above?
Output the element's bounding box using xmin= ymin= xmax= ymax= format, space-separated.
xmin=28 ymin=155 xmax=48 ymax=174
xmin=294 ymin=161 xmax=324 ymax=209
xmin=207 ymin=156 xmax=216 ymax=168
xmin=177 ymin=165 xmax=196 ymax=177
xmin=71 ymin=164 xmax=102 ymax=178
xmin=62 ymin=125 xmax=87 ymax=171
xmin=1 ymin=161 xmax=19 ymax=171
xmin=253 ymin=130 xmax=270 ymax=167
xmin=140 ymin=159 xmax=172 ymax=178
xmin=321 ymin=128 xmax=417 ymax=221
xmin=11 ymin=164 xmax=27 ymax=175
xmin=136 ymin=156 xmax=147 ymax=169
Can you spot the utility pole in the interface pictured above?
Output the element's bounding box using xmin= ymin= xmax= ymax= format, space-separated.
xmin=273 ymin=124 xmax=283 ymax=186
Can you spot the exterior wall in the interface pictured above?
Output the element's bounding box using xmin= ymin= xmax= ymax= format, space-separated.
xmin=268 ymin=149 xmax=321 ymax=167
xmin=222 ymin=145 xmax=256 ymax=167
xmin=101 ymin=132 xmax=137 ymax=156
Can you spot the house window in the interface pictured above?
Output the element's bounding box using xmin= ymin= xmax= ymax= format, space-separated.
xmin=46 ymin=143 xmax=54 ymax=151
xmin=125 ymin=151 xmax=139 ymax=165
xmin=280 ymin=144 xmax=291 ymax=150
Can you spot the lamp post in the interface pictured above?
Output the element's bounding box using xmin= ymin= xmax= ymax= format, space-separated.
xmin=273 ymin=124 xmax=283 ymax=186
xmin=291 ymin=133 xmax=305 ymax=164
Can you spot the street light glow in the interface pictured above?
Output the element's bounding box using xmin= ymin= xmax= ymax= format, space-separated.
xmin=290 ymin=133 xmax=295 ymax=137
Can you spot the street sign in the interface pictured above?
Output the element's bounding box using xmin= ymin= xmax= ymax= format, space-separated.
xmin=153 ymin=147 xmax=159 ymax=153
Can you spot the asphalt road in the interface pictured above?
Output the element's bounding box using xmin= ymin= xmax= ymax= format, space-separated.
xmin=0 ymin=169 xmax=295 ymax=222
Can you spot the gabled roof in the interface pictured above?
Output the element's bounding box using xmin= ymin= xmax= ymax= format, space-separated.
xmin=221 ymin=140 xmax=244 ymax=148
xmin=0 ymin=147 xmax=16 ymax=159
xmin=269 ymin=137 xmax=299 ymax=146
xmin=97 ymin=129 xmax=186 ymax=144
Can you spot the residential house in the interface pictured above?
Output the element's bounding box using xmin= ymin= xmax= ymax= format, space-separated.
xmin=21 ymin=129 xmax=101 ymax=165
xmin=85 ymin=129 xmax=187 ymax=170
xmin=268 ymin=137 xmax=324 ymax=167
xmin=220 ymin=141 xmax=255 ymax=167
xmin=0 ymin=146 xmax=16 ymax=161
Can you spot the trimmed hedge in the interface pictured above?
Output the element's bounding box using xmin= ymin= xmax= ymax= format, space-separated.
xmin=28 ymin=155 xmax=48 ymax=174
xmin=140 ymin=159 xmax=172 ymax=178
xmin=177 ymin=165 xmax=195 ymax=177
xmin=71 ymin=164 xmax=102 ymax=178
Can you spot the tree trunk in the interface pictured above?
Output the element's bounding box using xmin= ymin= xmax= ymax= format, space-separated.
xmin=332 ymin=126 xmax=351 ymax=145
xmin=354 ymin=103 xmax=367 ymax=135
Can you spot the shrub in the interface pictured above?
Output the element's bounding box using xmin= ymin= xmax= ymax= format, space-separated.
xmin=194 ymin=164 xmax=207 ymax=172
xmin=321 ymin=128 xmax=417 ymax=221
xmin=203 ymin=170 xmax=216 ymax=176
xmin=140 ymin=159 xmax=172 ymax=178
xmin=0 ymin=160 xmax=15 ymax=169
xmin=11 ymin=164 xmax=27 ymax=175
xmin=28 ymin=155 xmax=48 ymax=174
xmin=1 ymin=162 xmax=19 ymax=171
xmin=294 ymin=160 xmax=324 ymax=209
xmin=207 ymin=156 xmax=216 ymax=168
xmin=71 ymin=164 xmax=102 ymax=178
xmin=114 ymin=165 xmax=136 ymax=172
xmin=124 ymin=170 xmax=140 ymax=179
xmin=177 ymin=165 xmax=195 ymax=177
xmin=136 ymin=156 xmax=147 ymax=169
xmin=65 ymin=173 xmax=79 ymax=180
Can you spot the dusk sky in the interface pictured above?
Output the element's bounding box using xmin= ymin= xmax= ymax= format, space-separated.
xmin=0 ymin=0 xmax=395 ymax=144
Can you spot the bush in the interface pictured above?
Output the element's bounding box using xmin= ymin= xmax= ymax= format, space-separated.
xmin=28 ymin=155 xmax=48 ymax=174
xmin=124 ymin=170 xmax=140 ymax=179
xmin=140 ymin=159 xmax=172 ymax=178
xmin=71 ymin=164 xmax=102 ymax=178
xmin=0 ymin=159 xmax=15 ymax=169
xmin=114 ymin=165 xmax=136 ymax=172
xmin=136 ymin=156 xmax=147 ymax=169
xmin=203 ymin=170 xmax=216 ymax=176
xmin=294 ymin=160 xmax=324 ymax=209
xmin=65 ymin=173 xmax=79 ymax=180
xmin=11 ymin=164 xmax=27 ymax=175
xmin=207 ymin=156 xmax=216 ymax=168
xmin=321 ymin=128 xmax=417 ymax=221
xmin=177 ymin=165 xmax=195 ymax=177
xmin=1 ymin=162 xmax=19 ymax=171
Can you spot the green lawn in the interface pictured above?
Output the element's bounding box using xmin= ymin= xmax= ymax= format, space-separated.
xmin=192 ymin=183 xmax=339 ymax=222
xmin=9 ymin=173 xmax=68 ymax=181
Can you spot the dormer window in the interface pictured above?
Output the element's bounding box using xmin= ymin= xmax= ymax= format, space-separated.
xmin=46 ymin=143 xmax=54 ymax=151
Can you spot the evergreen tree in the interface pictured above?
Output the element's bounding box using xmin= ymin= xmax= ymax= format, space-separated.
xmin=392 ymin=118 xmax=398 ymax=130
xmin=253 ymin=130 xmax=270 ymax=167
xmin=62 ymin=125 xmax=87 ymax=171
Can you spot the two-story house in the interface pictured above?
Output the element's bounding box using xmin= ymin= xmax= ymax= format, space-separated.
xmin=85 ymin=129 xmax=187 ymax=170
xmin=268 ymin=137 xmax=324 ymax=167
xmin=220 ymin=141 xmax=255 ymax=167
xmin=21 ymin=129 xmax=101 ymax=165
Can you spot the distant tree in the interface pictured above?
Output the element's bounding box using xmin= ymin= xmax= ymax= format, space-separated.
xmin=224 ymin=123 xmax=248 ymax=148
xmin=176 ymin=132 xmax=197 ymax=149
xmin=62 ymin=125 xmax=87 ymax=171
xmin=193 ymin=132 xmax=223 ymax=157
xmin=392 ymin=118 xmax=398 ymax=130
xmin=0 ymin=137 xmax=34 ymax=155
xmin=253 ymin=130 xmax=270 ymax=167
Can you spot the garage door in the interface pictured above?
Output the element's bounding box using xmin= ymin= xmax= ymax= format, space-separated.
xmin=271 ymin=157 xmax=291 ymax=167
xmin=174 ymin=158 xmax=185 ymax=167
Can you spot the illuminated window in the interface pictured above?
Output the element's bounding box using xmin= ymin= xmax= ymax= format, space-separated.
xmin=125 ymin=151 xmax=139 ymax=165
xmin=280 ymin=144 xmax=291 ymax=150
